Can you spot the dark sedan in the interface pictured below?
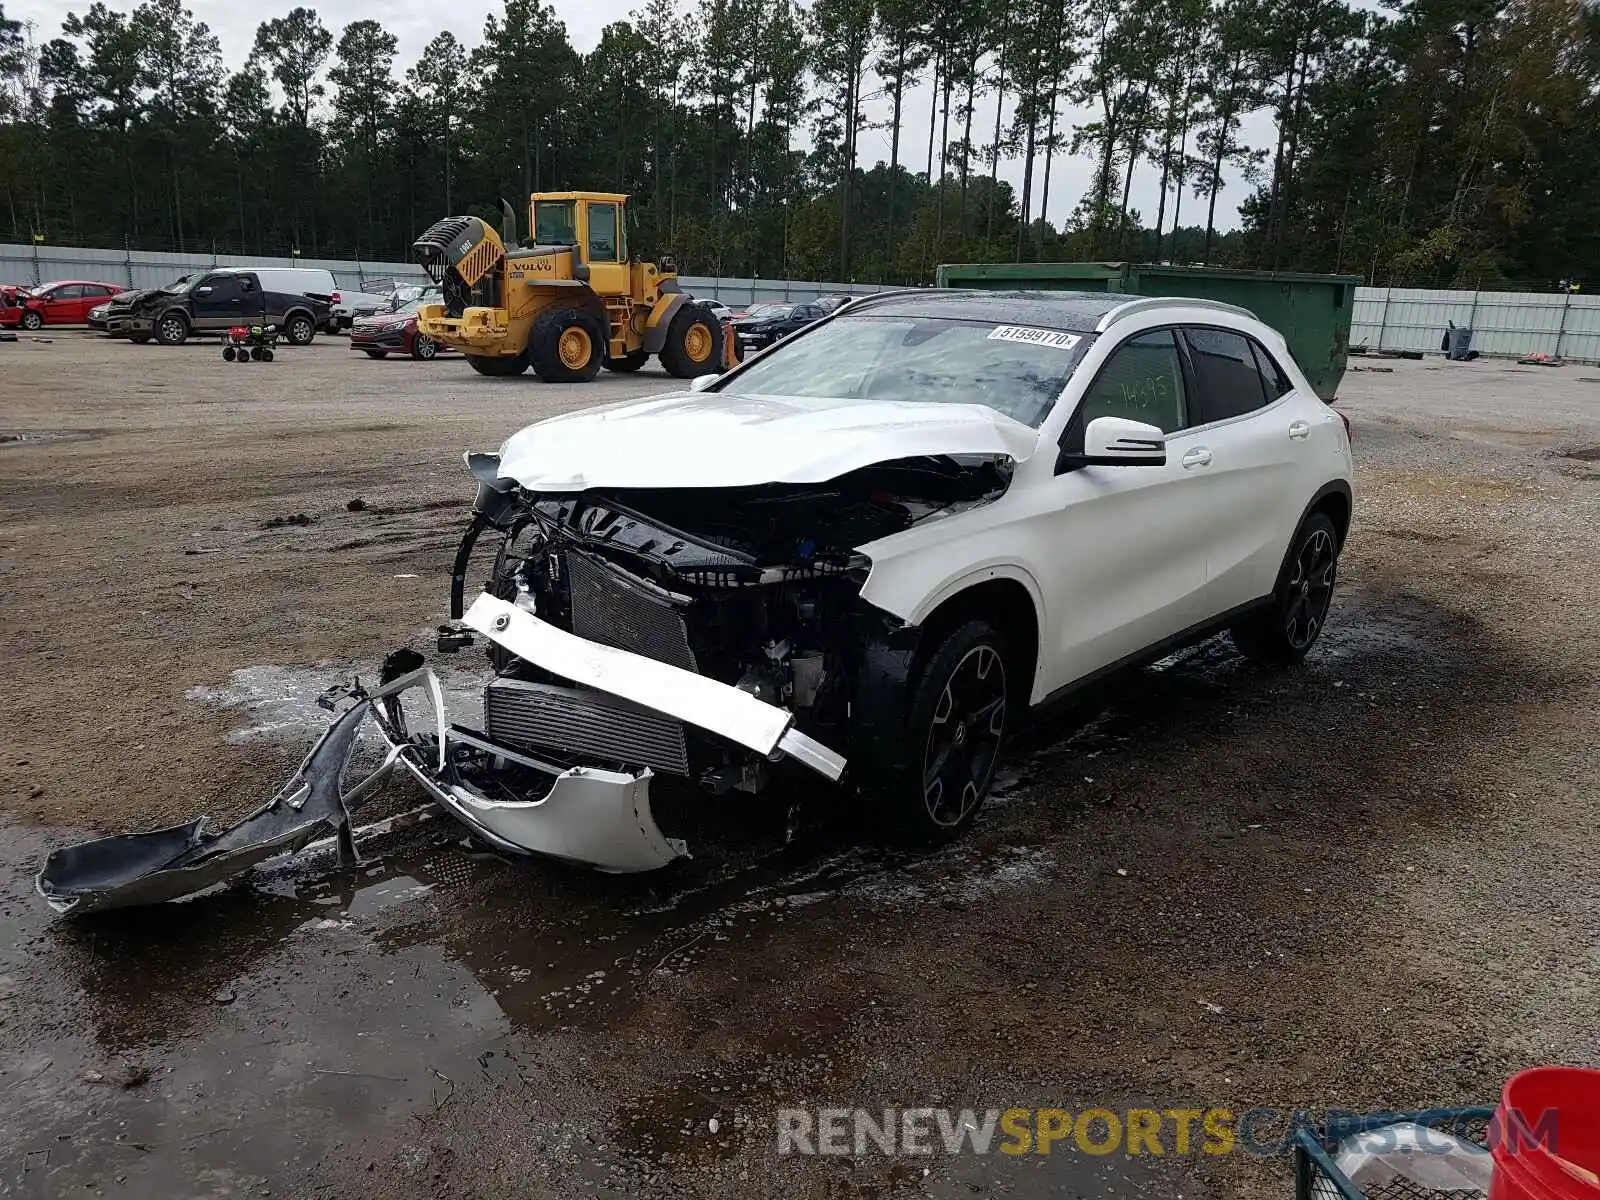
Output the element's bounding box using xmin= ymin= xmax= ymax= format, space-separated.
xmin=730 ymin=301 xmax=827 ymax=355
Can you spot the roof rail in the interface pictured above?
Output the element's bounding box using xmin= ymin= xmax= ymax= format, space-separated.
xmin=1095 ymin=295 xmax=1257 ymax=332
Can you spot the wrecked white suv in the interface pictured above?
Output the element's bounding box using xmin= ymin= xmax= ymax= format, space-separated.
xmin=39 ymin=290 xmax=1353 ymax=913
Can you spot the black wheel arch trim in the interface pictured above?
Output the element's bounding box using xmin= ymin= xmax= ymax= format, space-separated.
xmin=642 ymin=294 xmax=690 ymax=354
xmin=1289 ymin=480 xmax=1353 ymax=562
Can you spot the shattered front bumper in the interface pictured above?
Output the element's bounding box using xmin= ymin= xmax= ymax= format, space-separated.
xmin=36 ymin=592 xmax=848 ymax=912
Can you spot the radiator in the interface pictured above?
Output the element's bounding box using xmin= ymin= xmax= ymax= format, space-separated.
xmin=484 ymin=676 xmax=691 ymax=775
xmin=564 ymin=549 xmax=697 ymax=671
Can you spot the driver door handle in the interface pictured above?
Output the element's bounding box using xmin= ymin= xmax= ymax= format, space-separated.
xmin=1181 ymin=447 xmax=1212 ymax=469
xmin=1288 ymin=420 xmax=1310 ymax=440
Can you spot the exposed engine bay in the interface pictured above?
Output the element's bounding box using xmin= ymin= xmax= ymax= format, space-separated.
xmin=36 ymin=448 xmax=1013 ymax=913
xmin=451 ymin=451 xmax=1014 ymax=798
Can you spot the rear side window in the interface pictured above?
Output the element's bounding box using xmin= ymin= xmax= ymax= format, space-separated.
xmin=1182 ymin=328 xmax=1270 ymax=424
xmin=1077 ymin=328 xmax=1188 ymax=432
xmin=1251 ymin=340 xmax=1295 ymax=399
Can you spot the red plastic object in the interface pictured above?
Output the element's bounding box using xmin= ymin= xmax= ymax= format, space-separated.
xmin=1492 ymin=1067 xmax=1600 ymax=1199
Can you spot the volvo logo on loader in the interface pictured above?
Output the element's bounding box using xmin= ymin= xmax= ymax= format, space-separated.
xmin=411 ymin=192 xmax=724 ymax=384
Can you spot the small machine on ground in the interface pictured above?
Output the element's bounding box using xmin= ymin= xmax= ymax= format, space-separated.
xmin=413 ymin=192 xmax=728 ymax=382
xmin=222 ymin=323 xmax=278 ymax=362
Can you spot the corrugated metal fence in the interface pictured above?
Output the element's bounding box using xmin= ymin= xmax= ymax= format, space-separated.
xmin=6 ymin=243 xmax=1596 ymax=362
xmin=1350 ymin=287 xmax=1599 ymax=362
xmin=0 ymin=243 xmax=877 ymax=307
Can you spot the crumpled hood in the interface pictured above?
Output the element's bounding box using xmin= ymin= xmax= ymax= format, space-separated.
xmin=496 ymin=391 xmax=1040 ymax=490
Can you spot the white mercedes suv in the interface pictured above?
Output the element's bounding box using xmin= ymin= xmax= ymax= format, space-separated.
xmin=421 ymin=288 xmax=1354 ymax=862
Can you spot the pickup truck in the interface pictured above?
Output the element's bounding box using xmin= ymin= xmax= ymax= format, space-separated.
xmin=110 ymin=268 xmax=332 ymax=346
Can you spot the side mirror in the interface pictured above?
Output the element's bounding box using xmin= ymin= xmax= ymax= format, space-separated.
xmin=1059 ymin=416 xmax=1168 ymax=471
xmin=689 ymin=373 xmax=720 ymax=393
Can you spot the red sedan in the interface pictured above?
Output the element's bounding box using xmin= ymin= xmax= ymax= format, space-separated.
xmin=0 ymin=280 xmax=124 ymax=329
xmin=348 ymin=292 xmax=446 ymax=360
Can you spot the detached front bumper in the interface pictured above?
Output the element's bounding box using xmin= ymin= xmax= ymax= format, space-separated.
xmin=36 ymin=592 xmax=848 ymax=911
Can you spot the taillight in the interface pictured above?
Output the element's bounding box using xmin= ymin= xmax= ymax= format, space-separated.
xmin=330 ymin=291 xmax=342 ymax=304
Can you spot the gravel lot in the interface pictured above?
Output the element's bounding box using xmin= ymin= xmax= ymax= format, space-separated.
xmin=2 ymin=333 xmax=1598 ymax=1199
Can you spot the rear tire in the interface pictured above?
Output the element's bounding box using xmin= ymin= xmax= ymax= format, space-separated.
xmin=528 ymin=306 xmax=605 ymax=383
xmin=658 ymin=305 xmax=724 ymax=378
xmin=285 ymin=314 xmax=315 ymax=346
xmin=603 ymin=349 xmax=649 ymax=373
xmin=855 ymin=619 xmax=1011 ymax=847
xmin=1231 ymin=512 xmax=1340 ymax=665
xmin=222 ymin=345 xmax=237 ymax=362
xmin=155 ymin=311 xmax=189 ymax=345
xmin=467 ymin=351 xmax=529 ymax=377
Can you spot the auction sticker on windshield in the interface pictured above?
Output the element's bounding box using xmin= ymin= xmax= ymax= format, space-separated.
xmin=987 ymin=325 xmax=1082 ymax=350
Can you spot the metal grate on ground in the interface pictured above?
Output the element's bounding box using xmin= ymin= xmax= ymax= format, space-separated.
xmin=1292 ymin=1108 xmax=1495 ymax=1200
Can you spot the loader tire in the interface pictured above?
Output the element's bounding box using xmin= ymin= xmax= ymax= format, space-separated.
xmin=466 ymin=351 xmax=529 ymax=377
xmin=603 ymin=349 xmax=649 ymax=373
xmin=528 ymin=307 xmax=605 ymax=383
xmin=659 ymin=305 xmax=723 ymax=378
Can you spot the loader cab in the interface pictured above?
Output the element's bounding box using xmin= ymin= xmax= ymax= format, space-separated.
xmin=529 ymin=191 xmax=630 ymax=296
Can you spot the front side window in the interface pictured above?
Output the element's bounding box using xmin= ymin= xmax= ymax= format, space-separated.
xmin=200 ymin=276 xmax=240 ymax=302
xmin=1183 ymin=327 xmax=1269 ymax=423
xmin=534 ymin=200 xmax=577 ymax=246
xmin=724 ymin=314 xmax=1091 ymax=428
xmin=1076 ymin=329 xmax=1188 ymax=432
xmin=586 ymin=203 xmax=619 ymax=261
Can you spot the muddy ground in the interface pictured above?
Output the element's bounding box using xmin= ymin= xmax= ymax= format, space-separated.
xmin=2 ymin=334 xmax=1598 ymax=1199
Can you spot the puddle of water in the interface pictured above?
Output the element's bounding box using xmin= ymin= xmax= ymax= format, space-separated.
xmin=185 ymin=658 xmax=483 ymax=744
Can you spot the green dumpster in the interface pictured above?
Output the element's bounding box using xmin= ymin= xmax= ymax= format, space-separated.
xmin=934 ymin=261 xmax=1362 ymax=401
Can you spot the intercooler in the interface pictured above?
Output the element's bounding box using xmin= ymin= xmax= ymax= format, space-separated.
xmin=485 ymin=678 xmax=691 ymax=775
xmin=484 ymin=549 xmax=697 ymax=775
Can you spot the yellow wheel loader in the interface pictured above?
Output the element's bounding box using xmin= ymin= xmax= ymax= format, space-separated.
xmin=412 ymin=192 xmax=726 ymax=383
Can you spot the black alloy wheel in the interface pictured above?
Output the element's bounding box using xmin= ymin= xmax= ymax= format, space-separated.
xmin=921 ymin=642 xmax=1008 ymax=830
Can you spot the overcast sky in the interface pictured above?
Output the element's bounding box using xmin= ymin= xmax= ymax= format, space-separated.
xmin=9 ymin=0 xmax=1262 ymax=237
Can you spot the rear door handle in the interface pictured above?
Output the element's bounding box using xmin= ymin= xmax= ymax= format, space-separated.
xmin=1181 ymin=447 xmax=1212 ymax=469
xmin=1288 ymin=421 xmax=1310 ymax=440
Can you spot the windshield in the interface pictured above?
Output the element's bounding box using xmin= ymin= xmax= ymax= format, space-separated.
xmin=748 ymin=304 xmax=793 ymax=320
xmin=723 ymin=315 xmax=1093 ymax=428
xmin=533 ymin=200 xmax=577 ymax=246
xmin=389 ymin=293 xmax=437 ymax=316
xmin=162 ymin=273 xmax=198 ymax=293
xmin=386 ymin=286 xmax=432 ymax=311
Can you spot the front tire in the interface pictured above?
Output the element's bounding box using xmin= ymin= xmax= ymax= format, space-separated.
xmin=155 ymin=311 xmax=189 ymax=345
xmin=1231 ymin=512 xmax=1340 ymax=664
xmin=857 ymin=619 xmax=1010 ymax=847
xmin=528 ymin=306 xmax=605 ymax=383
xmin=20 ymin=309 xmax=43 ymax=331
xmin=364 ymin=349 xmax=388 ymax=359
xmin=411 ymin=335 xmax=437 ymax=361
xmin=658 ymin=305 xmax=723 ymax=378
xmin=285 ymin=314 xmax=315 ymax=346
xmin=467 ymin=351 xmax=529 ymax=377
